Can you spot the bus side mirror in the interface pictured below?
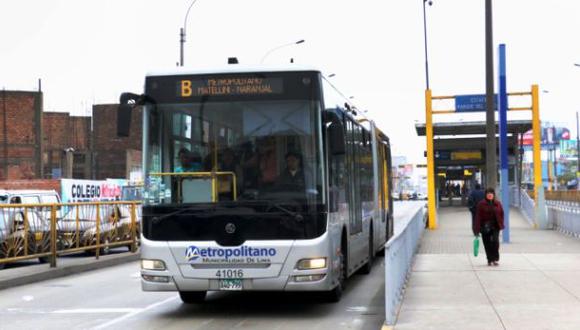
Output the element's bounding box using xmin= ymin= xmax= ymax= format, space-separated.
xmin=323 ymin=111 xmax=345 ymax=155
xmin=117 ymin=103 xmax=133 ymax=137
xmin=117 ymin=92 xmax=155 ymax=137
xmin=329 ymin=123 xmax=345 ymax=155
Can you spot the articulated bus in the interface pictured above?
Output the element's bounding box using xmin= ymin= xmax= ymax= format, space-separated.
xmin=117 ymin=65 xmax=394 ymax=303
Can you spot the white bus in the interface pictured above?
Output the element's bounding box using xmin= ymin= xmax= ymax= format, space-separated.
xmin=117 ymin=65 xmax=394 ymax=303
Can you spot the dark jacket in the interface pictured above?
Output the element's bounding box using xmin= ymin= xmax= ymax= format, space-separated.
xmin=277 ymin=168 xmax=306 ymax=187
xmin=467 ymin=189 xmax=485 ymax=213
xmin=474 ymin=199 xmax=505 ymax=234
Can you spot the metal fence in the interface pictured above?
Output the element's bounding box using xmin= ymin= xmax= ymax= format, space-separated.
xmin=0 ymin=202 xmax=140 ymax=269
xmin=518 ymin=188 xmax=536 ymax=227
xmin=384 ymin=205 xmax=426 ymax=326
xmin=547 ymin=200 xmax=580 ymax=238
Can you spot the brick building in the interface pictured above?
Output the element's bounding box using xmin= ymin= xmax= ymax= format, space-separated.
xmin=0 ymin=90 xmax=142 ymax=182
xmin=43 ymin=112 xmax=91 ymax=179
xmin=0 ymin=90 xmax=43 ymax=180
xmin=91 ymin=104 xmax=142 ymax=180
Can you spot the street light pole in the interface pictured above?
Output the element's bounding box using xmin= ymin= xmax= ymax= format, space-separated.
xmin=422 ymin=0 xmax=432 ymax=90
xmin=485 ymin=0 xmax=497 ymax=189
xmin=260 ymin=40 xmax=305 ymax=64
xmin=180 ymin=0 xmax=199 ymax=67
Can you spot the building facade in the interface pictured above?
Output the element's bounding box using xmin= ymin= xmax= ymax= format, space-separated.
xmin=0 ymin=90 xmax=143 ymax=182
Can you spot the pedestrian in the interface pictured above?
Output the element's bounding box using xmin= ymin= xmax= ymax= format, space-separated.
xmin=467 ymin=183 xmax=485 ymax=236
xmin=474 ymin=188 xmax=505 ymax=266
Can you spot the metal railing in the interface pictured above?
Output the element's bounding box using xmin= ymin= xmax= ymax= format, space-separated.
xmin=0 ymin=201 xmax=140 ymax=269
xmin=384 ymin=205 xmax=426 ymax=326
xmin=518 ymin=188 xmax=536 ymax=227
xmin=547 ymin=200 xmax=580 ymax=238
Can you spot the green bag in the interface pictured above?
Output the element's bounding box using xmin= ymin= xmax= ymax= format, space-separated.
xmin=473 ymin=236 xmax=480 ymax=257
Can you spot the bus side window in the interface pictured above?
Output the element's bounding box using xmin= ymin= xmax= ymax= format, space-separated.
xmin=10 ymin=196 xmax=21 ymax=204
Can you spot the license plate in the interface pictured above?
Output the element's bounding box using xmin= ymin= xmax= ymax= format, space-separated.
xmin=219 ymin=279 xmax=242 ymax=291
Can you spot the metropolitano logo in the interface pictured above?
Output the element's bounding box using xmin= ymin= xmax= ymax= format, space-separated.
xmin=185 ymin=246 xmax=201 ymax=261
xmin=185 ymin=245 xmax=277 ymax=262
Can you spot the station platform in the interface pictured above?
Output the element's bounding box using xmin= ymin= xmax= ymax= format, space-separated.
xmin=393 ymin=207 xmax=580 ymax=330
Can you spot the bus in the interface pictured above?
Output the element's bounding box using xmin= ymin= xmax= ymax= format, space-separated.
xmin=117 ymin=65 xmax=394 ymax=303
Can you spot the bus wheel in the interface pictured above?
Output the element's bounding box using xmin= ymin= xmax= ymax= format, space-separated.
xmin=326 ymin=239 xmax=346 ymax=303
xmin=179 ymin=291 xmax=207 ymax=304
xmin=359 ymin=228 xmax=373 ymax=275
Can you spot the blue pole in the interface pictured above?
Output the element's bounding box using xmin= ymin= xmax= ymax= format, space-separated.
xmin=498 ymin=44 xmax=510 ymax=243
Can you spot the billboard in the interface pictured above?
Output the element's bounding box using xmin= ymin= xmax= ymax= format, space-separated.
xmin=61 ymin=179 xmax=124 ymax=203
xmin=520 ymin=125 xmax=570 ymax=148
xmin=560 ymin=140 xmax=578 ymax=159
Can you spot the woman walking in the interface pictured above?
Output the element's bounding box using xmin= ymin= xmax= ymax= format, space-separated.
xmin=474 ymin=188 xmax=505 ymax=266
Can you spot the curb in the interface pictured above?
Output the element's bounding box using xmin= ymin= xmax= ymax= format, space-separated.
xmin=0 ymin=252 xmax=140 ymax=291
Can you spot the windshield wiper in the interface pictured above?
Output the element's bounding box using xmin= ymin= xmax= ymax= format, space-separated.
xmin=151 ymin=205 xmax=217 ymax=224
xmin=265 ymin=200 xmax=304 ymax=222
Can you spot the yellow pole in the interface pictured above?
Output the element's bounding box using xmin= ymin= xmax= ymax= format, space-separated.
xmin=96 ymin=204 xmax=100 ymax=259
xmin=50 ymin=206 xmax=57 ymax=268
xmin=532 ymin=84 xmax=547 ymax=228
xmin=532 ymin=85 xmax=542 ymax=200
xmin=130 ymin=203 xmax=137 ymax=253
xmin=425 ymin=89 xmax=437 ymax=229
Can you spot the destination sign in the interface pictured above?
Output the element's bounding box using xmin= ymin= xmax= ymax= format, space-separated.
xmin=178 ymin=77 xmax=284 ymax=98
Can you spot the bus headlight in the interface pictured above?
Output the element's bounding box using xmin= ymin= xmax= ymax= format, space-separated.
xmin=296 ymin=257 xmax=326 ymax=270
xmin=141 ymin=259 xmax=166 ymax=270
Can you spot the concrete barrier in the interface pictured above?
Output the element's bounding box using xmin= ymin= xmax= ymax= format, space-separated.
xmin=383 ymin=205 xmax=426 ymax=326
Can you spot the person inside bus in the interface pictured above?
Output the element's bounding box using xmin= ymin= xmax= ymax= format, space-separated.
xmin=277 ymin=151 xmax=308 ymax=190
xmin=243 ymin=137 xmax=278 ymax=189
xmin=217 ymin=148 xmax=242 ymax=200
xmin=175 ymin=148 xmax=202 ymax=173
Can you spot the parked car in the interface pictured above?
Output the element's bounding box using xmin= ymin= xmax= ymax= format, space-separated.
xmin=392 ymin=192 xmax=400 ymax=200
xmin=0 ymin=190 xmax=61 ymax=269
xmin=58 ymin=203 xmax=140 ymax=255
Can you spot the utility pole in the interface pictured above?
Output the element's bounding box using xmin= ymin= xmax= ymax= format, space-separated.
xmin=179 ymin=0 xmax=199 ymax=67
xmin=485 ymin=0 xmax=497 ymax=189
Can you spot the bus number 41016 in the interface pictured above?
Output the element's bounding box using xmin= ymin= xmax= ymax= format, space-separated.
xmin=216 ymin=269 xmax=244 ymax=278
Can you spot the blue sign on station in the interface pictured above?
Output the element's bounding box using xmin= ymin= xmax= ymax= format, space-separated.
xmin=455 ymin=94 xmax=498 ymax=112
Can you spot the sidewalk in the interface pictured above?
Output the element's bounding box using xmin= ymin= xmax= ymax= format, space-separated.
xmin=0 ymin=251 xmax=139 ymax=290
xmin=394 ymin=207 xmax=580 ymax=330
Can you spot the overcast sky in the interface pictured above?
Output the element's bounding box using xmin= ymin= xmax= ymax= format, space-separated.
xmin=1 ymin=0 xmax=579 ymax=163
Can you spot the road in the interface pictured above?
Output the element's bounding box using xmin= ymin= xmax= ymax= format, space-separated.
xmin=0 ymin=202 xmax=422 ymax=330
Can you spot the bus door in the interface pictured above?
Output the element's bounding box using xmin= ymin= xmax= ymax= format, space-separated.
xmin=344 ymin=118 xmax=364 ymax=269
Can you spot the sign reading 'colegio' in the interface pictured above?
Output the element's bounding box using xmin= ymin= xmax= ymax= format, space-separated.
xmin=60 ymin=179 xmax=124 ymax=203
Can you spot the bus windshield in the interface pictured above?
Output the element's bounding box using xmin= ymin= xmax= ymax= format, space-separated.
xmin=143 ymin=99 xmax=324 ymax=208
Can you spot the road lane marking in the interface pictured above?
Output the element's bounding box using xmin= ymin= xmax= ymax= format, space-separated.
xmin=91 ymin=296 xmax=177 ymax=330
xmin=22 ymin=296 xmax=34 ymax=302
xmin=53 ymin=308 xmax=142 ymax=314
xmin=346 ymin=306 xmax=368 ymax=312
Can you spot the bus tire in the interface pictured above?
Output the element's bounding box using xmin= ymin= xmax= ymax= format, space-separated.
xmin=179 ymin=291 xmax=207 ymax=304
xmin=326 ymin=233 xmax=347 ymax=303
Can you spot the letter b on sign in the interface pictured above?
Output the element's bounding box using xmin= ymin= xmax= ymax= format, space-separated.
xmin=181 ymin=80 xmax=192 ymax=97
